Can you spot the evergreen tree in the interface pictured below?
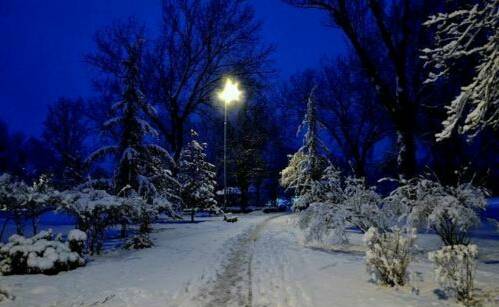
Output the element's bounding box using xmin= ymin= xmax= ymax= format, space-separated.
xmin=88 ymin=37 xmax=178 ymax=203
xmin=280 ymin=88 xmax=329 ymax=210
xmin=178 ymin=130 xmax=217 ymax=221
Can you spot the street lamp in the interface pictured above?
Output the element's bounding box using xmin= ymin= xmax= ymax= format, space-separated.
xmin=217 ymin=77 xmax=243 ymax=209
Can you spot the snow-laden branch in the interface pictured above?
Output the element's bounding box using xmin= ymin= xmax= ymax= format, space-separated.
xmin=422 ymin=1 xmax=498 ymax=140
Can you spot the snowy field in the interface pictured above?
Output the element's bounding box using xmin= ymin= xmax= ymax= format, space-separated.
xmin=1 ymin=212 xmax=499 ymax=306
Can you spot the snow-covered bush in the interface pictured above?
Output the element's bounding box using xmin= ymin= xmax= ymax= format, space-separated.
xmin=298 ymin=173 xmax=391 ymax=245
xmin=298 ymin=202 xmax=348 ymax=245
xmin=0 ymin=230 xmax=85 ymax=275
xmin=428 ymin=244 xmax=478 ymax=303
xmin=385 ymin=178 xmax=487 ymax=245
xmin=67 ymin=229 xmax=87 ymax=255
xmin=290 ymin=178 xmax=326 ymax=211
xmin=363 ymin=227 xmax=417 ymax=287
xmin=60 ymin=189 xmax=123 ymax=254
xmin=124 ymin=233 xmax=154 ymax=250
xmin=60 ymin=188 xmax=179 ymax=253
xmin=0 ymin=174 xmax=57 ymax=237
xmin=341 ymin=177 xmax=389 ymax=232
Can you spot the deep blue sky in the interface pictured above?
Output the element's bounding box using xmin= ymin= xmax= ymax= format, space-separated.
xmin=0 ymin=0 xmax=346 ymax=136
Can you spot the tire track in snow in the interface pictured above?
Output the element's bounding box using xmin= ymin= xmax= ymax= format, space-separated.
xmin=200 ymin=215 xmax=282 ymax=307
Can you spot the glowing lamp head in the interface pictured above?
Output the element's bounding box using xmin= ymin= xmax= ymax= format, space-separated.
xmin=218 ymin=78 xmax=242 ymax=104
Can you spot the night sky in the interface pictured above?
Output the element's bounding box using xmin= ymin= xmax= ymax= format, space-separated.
xmin=0 ymin=0 xmax=346 ymax=136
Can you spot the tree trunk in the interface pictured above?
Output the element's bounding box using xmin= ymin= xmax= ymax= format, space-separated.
xmin=395 ymin=106 xmax=417 ymax=179
xmin=172 ymin=117 xmax=185 ymax=162
xmin=240 ymin=186 xmax=248 ymax=210
xmin=31 ymin=217 xmax=38 ymax=235
xmin=0 ymin=218 xmax=10 ymax=241
xmin=396 ymin=129 xmax=416 ymax=179
xmin=120 ymin=222 xmax=127 ymax=238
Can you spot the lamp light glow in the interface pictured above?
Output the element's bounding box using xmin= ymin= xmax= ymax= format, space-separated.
xmin=218 ymin=78 xmax=242 ymax=104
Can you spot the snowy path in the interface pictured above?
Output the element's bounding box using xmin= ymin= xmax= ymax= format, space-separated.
xmin=195 ymin=214 xmax=499 ymax=307
xmin=2 ymin=213 xmax=499 ymax=306
xmin=198 ymin=215 xmax=281 ymax=307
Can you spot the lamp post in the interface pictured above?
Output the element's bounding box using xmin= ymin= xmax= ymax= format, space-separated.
xmin=217 ymin=78 xmax=242 ymax=209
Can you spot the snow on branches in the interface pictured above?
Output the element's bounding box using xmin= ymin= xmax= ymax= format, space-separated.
xmin=281 ymin=88 xmax=329 ymax=210
xmin=385 ymin=177 xmax=487 ymax=246
xmin=86 ymin=36 xmax=179 ymax=204
xmin=59 ymin=188 xmax=177 ymax=254
xmin=298 ymin=170 xmax=389 ymax=245
xmin=178 ymin=130 xmax=218 ymax=221
xmin=0 ymin=174 xmax=57 ymax=237
xmin=0 ymin=229 xmax=85 ymax=275
xmin=364 ymin=227 xmax=417 ymax=287
xmin=422 ymin=0 xmax=499 ymax=140
xmin=428 ymin=244 xmax=478 ymax=303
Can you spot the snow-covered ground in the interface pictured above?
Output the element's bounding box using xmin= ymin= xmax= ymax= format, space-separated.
xmin=2 ymin=213 xmax=499 ymax=306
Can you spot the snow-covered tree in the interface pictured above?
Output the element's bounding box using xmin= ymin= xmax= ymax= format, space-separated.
xmin=87 ymin=33 xmax=182 ymax=231
xmin=422 ymin=1 xmax=499 ymax=140
xmin=280 ymin=88 xmax=329 ymax=210
xmin=88 ymin=39 xmax=175 ymax=198
xmin=385 ymin=177 xmax=487 ymax=245
xmin=178 ymin=130 xmax=218 ymax=222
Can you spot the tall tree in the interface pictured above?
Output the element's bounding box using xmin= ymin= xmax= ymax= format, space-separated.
xmin=43 ymin=98 xmax=88 ymax=188
xmin=281 ymin=88 xmax=329 ymax=210
xmin=228 ymin=100 xmax=269 ymax=208
xmin=143 ymin=0 xmax=272 ymax=159
xmin=281 ymin=56 xmax=392 ymax=178
xmin=87 ymin=24 xmax=176 ymax=200
xmin=285 ymin=0 xmax=443 ymax=178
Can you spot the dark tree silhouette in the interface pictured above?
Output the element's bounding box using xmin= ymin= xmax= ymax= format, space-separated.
xmin=285 ymin=0 xmax=444 ymax=178
xmin=87 ymin=22 xmax=176 ymax=199
xmin=142 ymin=0 xmax=272 ymax=159
xmin=43 ymin=98 xmax=88 ymax=189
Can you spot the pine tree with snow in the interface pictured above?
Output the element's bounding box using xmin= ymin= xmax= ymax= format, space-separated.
xmin=280 ymin=88 xmax=329 ymax=210
xmin=422 ymin=0 xmax=498 ymax=140
xmin=178 ymin=130 xmax=218 ymax=222
xmin=88 ymin=39 xmax=177 ymax=201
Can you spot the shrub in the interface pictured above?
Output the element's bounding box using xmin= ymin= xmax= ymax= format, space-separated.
xmin=385 ymin=178 xmax=487 ymax=246
xmin=60 ymin=189 xmax=123 ymax=255
xmin=428 ymin=244 xmax=478 ymax=304
xmin=0 ymin=230 xmax=85 ymax=275
xmin=341 ymin=177 xmax=389 ymax=232
xmin=298 ymin=176 xmax=390 ymax=246
xmin=67 ymin=229 xmax=87 ymax=255
xmin=298 ymin=202 xmax=348 ymax=245
xmin=363 ymin=227 xmax=416 ymax=286
xmin=0 ymin=174 xmax=57 ymax=237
